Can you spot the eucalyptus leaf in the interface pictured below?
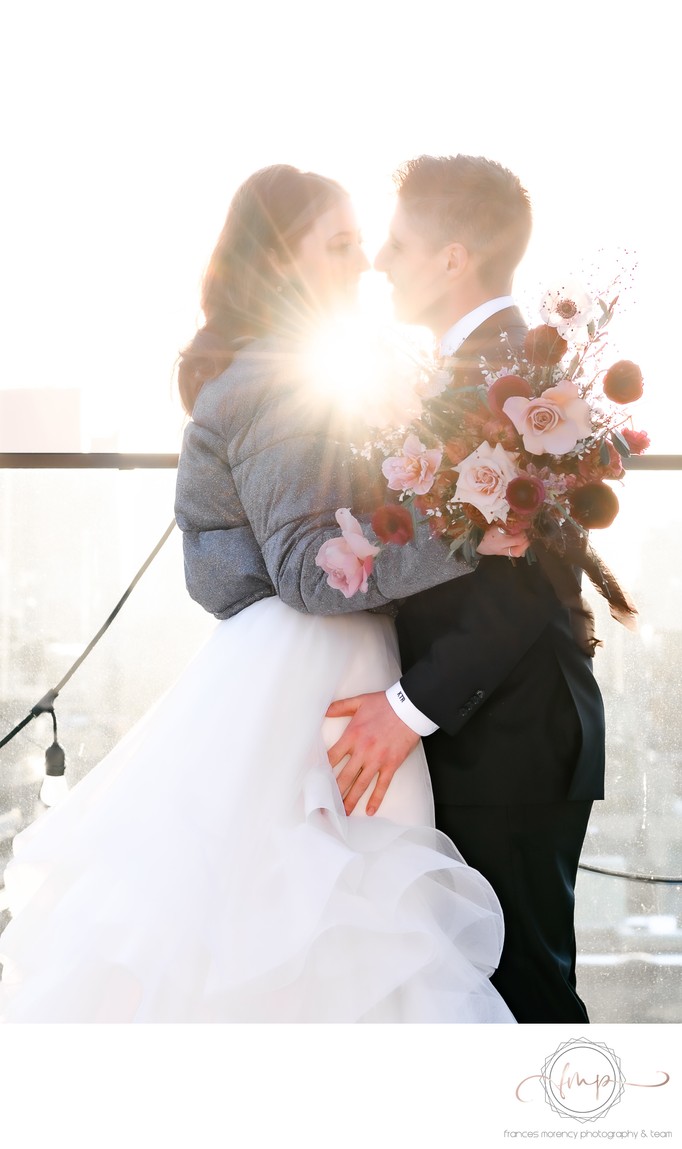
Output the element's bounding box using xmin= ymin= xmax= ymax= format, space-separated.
xmin=448 ymin=536 xmax=467 ymax=557
xmin=610 ymin=428 xmax=632 ymax=457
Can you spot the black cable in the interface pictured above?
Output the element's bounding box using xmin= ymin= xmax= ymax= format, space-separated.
xmin=0 ymin=519 xmax=176 ymax=752
xmin=578 ymin=862 xmax=682 ymax=884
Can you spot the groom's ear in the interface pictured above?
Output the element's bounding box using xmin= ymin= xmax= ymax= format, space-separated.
xmin=444 ymin=241 xmax=469 ymax=279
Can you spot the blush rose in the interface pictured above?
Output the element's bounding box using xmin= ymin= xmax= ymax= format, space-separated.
xmin=503 ymin=380 xmax=592 ymax=456
xmin=315 ymin=508 xmax=380 ymax=597
xmin=454 ymin=440 xmax=519 ymax=524
xmin=381 ymin=433 xmax=443 ymax=495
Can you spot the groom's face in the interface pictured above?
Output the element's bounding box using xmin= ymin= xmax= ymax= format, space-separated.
xmin=374 ymin=202 xmax=454 ymax=333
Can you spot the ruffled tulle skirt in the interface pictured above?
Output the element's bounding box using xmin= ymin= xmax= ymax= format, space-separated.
xmin=0 ymin=598 xmax=515 ymax=1023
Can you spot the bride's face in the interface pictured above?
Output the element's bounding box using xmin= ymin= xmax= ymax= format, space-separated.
xmin=285 ymin=199 xmax=369 ymax=313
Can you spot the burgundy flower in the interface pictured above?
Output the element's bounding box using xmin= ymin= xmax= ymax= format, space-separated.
xmin=603 ymin=360 xmax=644 ymax=404
xmin=506 ymin=474 xmax=546 ymax=517
xmin=620 ymin=427 xmax=650 ymax=454
xmin=523 ymin=324 xmax=569 ymax=367
xmin=370 ymin=504 xmax=414 ymax=545
xmin=569 ymin=482 xmax=620 ymax=528
xmin=487 ymin=374 xmax=532 ymax=418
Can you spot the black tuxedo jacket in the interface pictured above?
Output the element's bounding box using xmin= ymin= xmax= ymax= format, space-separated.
xmin=396 ymin=306 xmax=606 ymax=807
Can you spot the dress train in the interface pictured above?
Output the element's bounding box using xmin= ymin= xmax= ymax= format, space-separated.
xmin=0 ymin=598 xmax=515 ymax=1023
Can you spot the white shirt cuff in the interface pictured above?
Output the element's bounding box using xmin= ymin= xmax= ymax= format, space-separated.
xmin=385 ymin=681 xmax=439 ymax=737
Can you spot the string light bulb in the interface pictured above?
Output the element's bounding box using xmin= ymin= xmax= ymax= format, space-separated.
xmin=39 ymin=709 xmax=69 ymax=808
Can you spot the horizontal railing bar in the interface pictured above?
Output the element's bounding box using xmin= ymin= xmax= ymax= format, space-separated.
xmin=621 ymin=454 xmax=682 ymax=470
xmin=0 ymin=453 xmax=180 ymax=469
xmin=0 ymin=452 xmax=680 ymax=470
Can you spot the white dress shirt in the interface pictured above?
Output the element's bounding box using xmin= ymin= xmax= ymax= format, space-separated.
xmin=439 ymin=296 xmax=516 ymax=357
xmin=385 ymin=295 xmax=516 ymax=736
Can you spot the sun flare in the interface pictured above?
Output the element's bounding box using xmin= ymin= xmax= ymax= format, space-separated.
xmin=302 ymin=313 xmax=430 ymax=429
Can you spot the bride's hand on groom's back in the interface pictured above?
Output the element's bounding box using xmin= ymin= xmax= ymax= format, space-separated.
xmin=325 ymin=692 xmax=420 ymax=817
xmin=476 ymin=525 xmax=530 ymax=559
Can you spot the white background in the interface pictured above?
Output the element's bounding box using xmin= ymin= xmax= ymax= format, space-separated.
xmin=0 ymin=0 xmax=678 ymax=451
xmin=1 ymin=1024 xmax=679 ymax=1145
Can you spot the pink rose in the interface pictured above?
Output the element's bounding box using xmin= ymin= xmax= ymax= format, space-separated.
xmin=381 ymin=433 xmax=443 ymax=495
xmin=454 ymin=440 xmax=519 ymax=524
xmin=503 ymin=380 xmax=592 ymax=456
xmin=315 ymin=508 xmax=380 ymax=597
xmin=620 ymin=427 xmax=650 ymax=454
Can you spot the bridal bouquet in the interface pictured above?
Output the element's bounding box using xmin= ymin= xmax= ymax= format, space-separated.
xmin=316 ymin=279 xmax=648 ymax=641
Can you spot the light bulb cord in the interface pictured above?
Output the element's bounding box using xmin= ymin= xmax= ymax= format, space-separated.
xmin=0 ymin=519 xmax=176 ymax=755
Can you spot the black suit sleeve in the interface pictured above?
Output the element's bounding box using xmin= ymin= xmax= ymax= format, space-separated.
xmin=398 ymin=556 xmax=561 ymax=736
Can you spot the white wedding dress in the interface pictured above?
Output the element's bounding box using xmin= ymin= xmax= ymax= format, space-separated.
xmin=0 ymin=598 xmax=515 ymax=1023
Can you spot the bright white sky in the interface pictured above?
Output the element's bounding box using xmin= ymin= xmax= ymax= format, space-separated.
xmin=0 ymin=0 xmax=678 ymax=452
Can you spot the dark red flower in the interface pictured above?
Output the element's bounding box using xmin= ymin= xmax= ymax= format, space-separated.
xmin=620 ymin=427 xmax=650 ymax=454
xmin=506 ymin=474 xmax=546 ymax=517
xmin=487 ymin=374 xmax=532 ymax=418
xmin=523 ymin=324 xmax=569 ymax=367
xmin=569 ymin=482 xmax=620 ymax=528
xmin=371 ymin=504 xmax=414 ymax=545
xmin=603 ymin=360 xmax=644 ymax=404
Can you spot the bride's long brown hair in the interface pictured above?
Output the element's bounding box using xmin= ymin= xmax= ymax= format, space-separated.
xmin=177 ymin=164 xmax=348 ymax=415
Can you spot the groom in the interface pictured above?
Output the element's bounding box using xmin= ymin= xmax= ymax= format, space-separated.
xmin=327 ymin=154 xmax=606 ymax=1024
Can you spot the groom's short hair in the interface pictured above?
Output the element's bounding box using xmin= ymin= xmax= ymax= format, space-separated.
xmin=395 ymin=154 xmax=532 ymax=289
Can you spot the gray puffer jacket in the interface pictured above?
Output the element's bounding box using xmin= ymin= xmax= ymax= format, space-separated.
xmin=174 ymin=335 xmax=473 ymax=619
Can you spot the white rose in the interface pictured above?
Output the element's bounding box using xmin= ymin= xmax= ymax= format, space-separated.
xmin=454 ymin=441 xmax=519 ymax=524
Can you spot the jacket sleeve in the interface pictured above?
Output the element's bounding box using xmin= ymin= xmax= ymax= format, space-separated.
xmin=398 ymin=556 xmax=561 ymax=735
xmin=226 ymin=380 xmax=473 ymax=615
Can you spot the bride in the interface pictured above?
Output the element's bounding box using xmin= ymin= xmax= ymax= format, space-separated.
xmin=0 ymin=164 xmax=524 ymax=1023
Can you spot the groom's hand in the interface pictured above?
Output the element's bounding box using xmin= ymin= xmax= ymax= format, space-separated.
xmin=477 ymin=524 xmax=530 ymax=558
xmin=326 ymin=692 xmax=420 ymax=816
